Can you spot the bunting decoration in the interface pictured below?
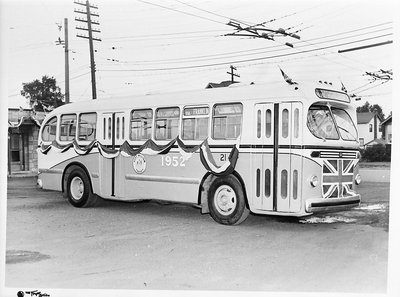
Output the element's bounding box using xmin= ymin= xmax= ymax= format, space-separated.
xmin=38 ymin=137 xmax=240 ymax=176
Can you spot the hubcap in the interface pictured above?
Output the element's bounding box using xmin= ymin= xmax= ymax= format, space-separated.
xmin=70 ymin=176 xmax=84 ymax=200
xmin=214 ymin=185 xmax=237 ymax=216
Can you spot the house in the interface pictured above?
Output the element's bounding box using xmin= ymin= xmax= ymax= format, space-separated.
xmin=205 ymin=80 xmax=236 ymax=88
xmin=380 ymin=115 xmax=392 ymax=144
xmin=356 ymin=112 xmax=383 ymax=148
xmin=8 ymin=106 xmax=46 ymax=175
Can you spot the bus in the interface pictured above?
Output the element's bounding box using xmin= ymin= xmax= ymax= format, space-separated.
xmin=37 ymin=80 xmax=361 ymax=225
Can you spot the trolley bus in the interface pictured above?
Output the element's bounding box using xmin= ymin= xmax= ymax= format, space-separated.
xmin=37 ymin=80 xmax=361 ymax=225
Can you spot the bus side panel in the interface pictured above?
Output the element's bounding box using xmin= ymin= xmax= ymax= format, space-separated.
xmin=38 ymin=151 xmax=101 ymax=193
xmin=121 ymin=151 xmax=207 ymax=203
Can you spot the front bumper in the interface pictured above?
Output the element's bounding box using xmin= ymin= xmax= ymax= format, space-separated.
xmin=305 ymin=195 xmax=360 ymax=213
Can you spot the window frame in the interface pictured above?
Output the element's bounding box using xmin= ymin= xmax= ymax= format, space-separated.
xmin=211 ymin=102 xmax=243 ymax=140
xmin=181 ymin=105 xmax=210 ymax=141
xmin=41 ymin=116 xmax=58 ymax=143
xmin=154 ymin=106 xmax=180 ymax=141
xmin=130 ymin=108 xmax=153 ymax=142
xmin=77 ymin=112 xmax=97 ymax=143
xmin=59 ymin=113 xmax=77 ymax=142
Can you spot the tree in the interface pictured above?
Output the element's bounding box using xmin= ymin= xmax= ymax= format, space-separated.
xmin=20 ymin=75 xmax=64 ymax=112
xmin=356 ymin=101 xmax=385 ymax=120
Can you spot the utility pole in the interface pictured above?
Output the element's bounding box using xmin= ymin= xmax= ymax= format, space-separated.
xmin=64 ymin=18 xmax=70 ymax=103
xmin=74 ymin=1 xmax=101 ymax=100
xmin=227 ymin=65 xmax=240 ymax=83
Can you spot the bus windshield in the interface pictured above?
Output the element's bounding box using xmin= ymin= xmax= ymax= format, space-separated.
xmin=307 ymin=106 xmax=339 ymax=140
xmin=331 ymin=108 xmax=358 ymax=141
xmin=307 ymin=105 xmax=357 ymax=141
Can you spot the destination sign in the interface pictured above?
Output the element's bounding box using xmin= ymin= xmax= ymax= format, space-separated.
xmin=214 ymin=104 xmax=242 ymax=116
xmin=132 ymin=109 xmax=152 ymax=120
xmin=315 ymin=88 xmax=350 ymax=103
xmin=156 ymin=107 xmax=180 ymax=118
xmin=184 ymin=106 xmax=209 ymax=116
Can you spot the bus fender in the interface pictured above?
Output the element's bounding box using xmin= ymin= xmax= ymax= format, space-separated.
xmin=199 ymin=172 xmax=249 ymax=214
xmin=62 ymin=162 xmax=93 ymax=198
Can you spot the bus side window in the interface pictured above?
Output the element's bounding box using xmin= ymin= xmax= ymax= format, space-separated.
xmin=212 ymin=103 xmax=243 ymax=139
xmin=41 ymin=117 xmax=57 ymax=142
xmin=182 ymin=106 xmax=209 ymax=140
xmin=294 ymin=108 xmax=299 ymax=138
xmin=155 ymin=107 xmax=179 ymax=140
xmin=130 ymin=109 xmax=153 ymax=141
xmin=59 ymin=114 xmax=76 ymax=142
xmin=282 ymin=109 xmax=289 ymax=138
xmin=78 ymin=113 xmax=97 ymax=141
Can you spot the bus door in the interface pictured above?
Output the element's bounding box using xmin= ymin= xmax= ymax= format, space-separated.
xmin=276 ymin=102 xmax=302 ymax=213
xmin=252 ymin=103 xmax=274 ymax=211
xmin=252 ymin=102 xmax=302 ymax=213
xmin=99 ymin=112 xmax=126 ymax=198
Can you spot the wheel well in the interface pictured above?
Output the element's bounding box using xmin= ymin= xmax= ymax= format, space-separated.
xmin=198 ymin=171 xmax=249 ymax=213
xmin=62 ymin=162 xmax=93 ymax=194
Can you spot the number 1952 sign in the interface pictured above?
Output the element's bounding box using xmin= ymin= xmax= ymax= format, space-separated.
xmin=161 ymin=155 xmax=186 ymax=167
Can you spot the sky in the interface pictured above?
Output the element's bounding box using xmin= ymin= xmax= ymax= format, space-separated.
xmin=3 ymin=0 xmax=395 ymax=116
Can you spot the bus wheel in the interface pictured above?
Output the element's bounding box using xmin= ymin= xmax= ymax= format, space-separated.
xmin=207 ymin=175 xmax=249 ymax=225
xmin=66 ymin=166 xmax=97 ymax=208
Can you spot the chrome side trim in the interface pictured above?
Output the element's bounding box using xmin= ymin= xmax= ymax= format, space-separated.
xmin=38 ymin=168 xmax=63 ymax=174
xmin=125 ymin=174 xmax=200 ymax=185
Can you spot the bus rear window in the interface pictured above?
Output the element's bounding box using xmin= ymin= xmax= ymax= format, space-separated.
xmin=155 ymin=107 xmax=179 ymax=140
xmin=78 ymin=113 xmax=97 ymax=142
xmin=212 ymin=103 xmax=242 ymax=139
xmin=307 ymin=106 xmax=339 ymax=140
xmin=41 ymin=117 xmax=57 ymax=142
xmin=59 ymin=114 xmax=77 ymax=141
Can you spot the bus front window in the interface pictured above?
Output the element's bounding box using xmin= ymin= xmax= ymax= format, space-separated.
xmin=331 ymin=108 xmax=358 ymax=141
xmin=307 ymin=106 xmax=339 ymax=140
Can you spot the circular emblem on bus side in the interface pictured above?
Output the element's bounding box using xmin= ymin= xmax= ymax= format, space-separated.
xmin=132 ymin=154 xmax=146 ymax=174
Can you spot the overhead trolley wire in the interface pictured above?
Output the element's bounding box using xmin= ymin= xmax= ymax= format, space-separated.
xmin=99 ymin=33 xmax=392 ymax=72
xmin=103 ymin=28 xmax=392 ymax=66
xmin=135 ymin=0 xmax=226 ymax=24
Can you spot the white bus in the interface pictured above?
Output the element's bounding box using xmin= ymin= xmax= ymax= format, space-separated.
xmin=37 ymin=80 xmax=361 ymax=225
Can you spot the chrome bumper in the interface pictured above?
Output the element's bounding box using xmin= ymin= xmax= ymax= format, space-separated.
xmin=306 ymin=195 xmax=361 ymax=213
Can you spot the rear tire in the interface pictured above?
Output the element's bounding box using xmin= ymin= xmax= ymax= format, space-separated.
xmin=66 ymin=166 xmax=98 ymax=207
xmin=207 ymin=174 xmax=249 ymax=225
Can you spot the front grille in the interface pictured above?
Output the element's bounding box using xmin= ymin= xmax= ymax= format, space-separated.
xmin=319 ymin=151 xmax=358 ymax=159
xmin=322 ymin=159 xmax=357 ymax=198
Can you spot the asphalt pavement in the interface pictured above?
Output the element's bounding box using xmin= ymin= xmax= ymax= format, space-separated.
xmin=5 ymin=174 xmax=390 ymax=293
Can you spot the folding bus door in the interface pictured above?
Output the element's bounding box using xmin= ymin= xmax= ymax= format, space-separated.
xmin=252 ymin=103 xmax=274 ymax=211
xmin=98 ymin=112 xmax=126 ymax=198
xmin=276 ymin=102 xmax=302 ymax=213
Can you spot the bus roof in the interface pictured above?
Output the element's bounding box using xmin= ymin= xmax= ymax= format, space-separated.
xmin=47 ymin=80 xmax=350 ymax=116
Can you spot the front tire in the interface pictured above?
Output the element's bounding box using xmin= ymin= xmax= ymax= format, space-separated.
xmin=207 ymin=175 xmax=249 ymax=225
xmin=66 ymin=166 xmax=97 ymax=208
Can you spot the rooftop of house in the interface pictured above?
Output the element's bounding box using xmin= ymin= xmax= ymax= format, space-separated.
xmin=357 ymin=112 xmax=377 ymax=124
xmin=205 ymin=80 xmax=236 ymax=88
xmin=381 ymin=114 xmax=392 ymax=126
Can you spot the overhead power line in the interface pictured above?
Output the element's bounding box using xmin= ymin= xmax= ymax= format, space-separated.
xmin=99 ymin=33 xmax=392 ymax=72
xmin=135 ymin=0 xmax=226 ymax=24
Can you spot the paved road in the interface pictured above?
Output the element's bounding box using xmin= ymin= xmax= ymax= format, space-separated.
xmin=5 ymin=177 xmax=390 ymax=293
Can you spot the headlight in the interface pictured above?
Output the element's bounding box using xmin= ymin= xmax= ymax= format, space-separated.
xmin=355 ymin=174 xmax=361 ymax=185
xmin=310 ymin=175 xmax=319 ymax=187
